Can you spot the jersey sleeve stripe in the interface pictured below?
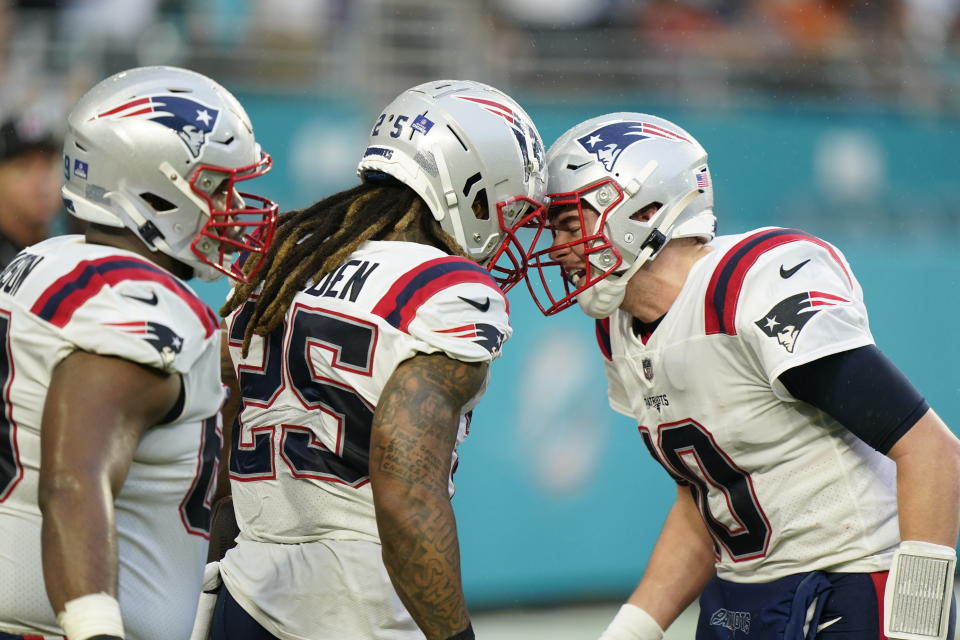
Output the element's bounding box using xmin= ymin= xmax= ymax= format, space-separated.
xmin=436 ymin=324 xmax=479 ymax=337
xmin=30 ymin=256 xmax=219 ymax=336
xmin=371 ymin=256 xmax=503 ymax=331
xmin=704 ymin=228 xmax=852 ymax=336
xmin=595 ymin=318 xmax=613 ymax=361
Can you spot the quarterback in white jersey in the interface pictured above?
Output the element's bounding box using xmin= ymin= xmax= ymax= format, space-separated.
xmin=208 ymin=79 xmax=546 ymax=640
xmin=0 ymin=66 xmax=277 ymax=640
xmin=525 ymin=113 xmax=960 ymax=640
xmin=599 ymin=228 xmax=898 ymax=581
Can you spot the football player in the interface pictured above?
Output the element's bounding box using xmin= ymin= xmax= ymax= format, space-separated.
xmin=524 ymin=113 xmax=960 ymax=640
xmin=0 ymin=66 xmax=277 ymax=640
xmin=207 ymin=80 xmax=547 ymax=640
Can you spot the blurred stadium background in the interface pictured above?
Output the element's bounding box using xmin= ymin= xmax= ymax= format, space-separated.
xmin=3 ymin=0 xmax=960 ymax=637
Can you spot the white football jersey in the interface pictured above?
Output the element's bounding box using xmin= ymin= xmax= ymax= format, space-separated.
xmin=0 ymin=235 xmax=224 ymax=639
xmin=219 ymin=240 xmax=510 ymax=638
xmin=600 ymin=228 xmax=898 ymax=582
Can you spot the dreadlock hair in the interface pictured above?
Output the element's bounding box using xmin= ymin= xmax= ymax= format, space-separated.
xmin=221 ymin=178 xmax=469 ymax=357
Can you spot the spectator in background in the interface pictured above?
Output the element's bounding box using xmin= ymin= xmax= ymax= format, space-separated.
xmin=0 ymin=112 xmax=63 ymax=267
xmin=491 ymin=0 xmax=621 ymax=29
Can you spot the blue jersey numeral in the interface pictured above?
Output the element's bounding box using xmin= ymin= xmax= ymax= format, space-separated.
xmin=228 ymin=300 xmax=377 ymax=488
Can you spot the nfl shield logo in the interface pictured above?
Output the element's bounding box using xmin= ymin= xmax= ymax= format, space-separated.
xmin=642 ymin=357 xmax=653 ymax=380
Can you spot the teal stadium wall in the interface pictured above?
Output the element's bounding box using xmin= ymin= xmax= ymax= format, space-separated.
xmin=191 ymin=94 xmax=960 ymax=608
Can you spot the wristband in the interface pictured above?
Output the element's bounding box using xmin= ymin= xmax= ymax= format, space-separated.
xmin=598 ymin=604 xmax=664 ymax=640
xmin=57 ymin=593 xmax=125 ymax=640
xmin=445 ymin=622 xmax=474 ymax=640
xmin=884 ymin=540 xmax=956 ymax=640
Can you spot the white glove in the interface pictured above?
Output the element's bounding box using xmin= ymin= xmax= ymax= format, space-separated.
xmin=884 ymin=540 xmax=956 ymax=640
xmin=598 ymin=604 xmax=664 ymax=640
xmin=189 ymin=561 xmax=222 ymax=640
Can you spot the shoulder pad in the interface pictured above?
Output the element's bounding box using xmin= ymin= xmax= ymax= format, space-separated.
xmin=704 ymin=228 xmax=853 ymax=337
xmin=371 ymin=255 xmax=504 ymax=332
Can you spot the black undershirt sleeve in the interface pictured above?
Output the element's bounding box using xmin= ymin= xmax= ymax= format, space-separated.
xmin=158 ymin=375 xmax=186 ymax=425
xmin=778 ymin=344 xmax=929 ymax=454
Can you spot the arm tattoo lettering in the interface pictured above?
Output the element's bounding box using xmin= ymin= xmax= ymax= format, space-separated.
xmin=370 ymin=353 xmax=486 ymax=638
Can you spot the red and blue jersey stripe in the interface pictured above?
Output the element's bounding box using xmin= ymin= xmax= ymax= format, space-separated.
xmin=30 ymin=256 xmax=218 ymax=336
xmin=372 ymin=256 xmax=503 ymax=332
xmin=704 ymin=229 xmax=852 ymax=336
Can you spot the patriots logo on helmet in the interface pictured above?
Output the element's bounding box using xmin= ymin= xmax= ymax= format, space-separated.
xmin=754 ymin=291 xmax=850 ymax=353
xmin=454 ymin=95 xmax=544 ymax=184
xmin=521 ymin=123 xmax=546 ymax=184
xmin=577 ymin=121 xmax=691 ymax=172
xmin=105 ymin=320 xmax=185 ymax=365
xmin=92 ymin=95 xmax=221 ymax=158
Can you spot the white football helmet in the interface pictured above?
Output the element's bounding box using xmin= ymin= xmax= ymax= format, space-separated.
xmin=526 ymin=113 xmax=717 ymax=316
xmin=62 ymin=66 xmax=278 ymax=282
xmin=356 ymin=79 xmax=547 ymax=290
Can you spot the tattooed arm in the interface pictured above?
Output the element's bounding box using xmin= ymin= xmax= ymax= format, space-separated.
xmin=370 ymin=352 xmax=486 ymax=640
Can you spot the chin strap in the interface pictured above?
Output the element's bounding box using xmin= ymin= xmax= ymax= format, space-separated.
xmin=578 ymin=187 xmax=702 ymax=318
xmin=577 ymin=275 xmax=629 ymax=319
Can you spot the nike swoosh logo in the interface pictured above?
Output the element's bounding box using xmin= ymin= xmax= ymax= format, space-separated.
xmin=123 ymin=291 xmax=159 ymax=305
xmin=458 ymin=296 xmax=490 ymax=312
xmin=816 ymin=616 xmax=842 ymax=632
xmin=779 ymin=259 xmax=810 ymax=279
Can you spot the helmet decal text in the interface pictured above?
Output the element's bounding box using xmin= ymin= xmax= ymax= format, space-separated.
xmin=411 ymin=114 xmax=435 ymax=135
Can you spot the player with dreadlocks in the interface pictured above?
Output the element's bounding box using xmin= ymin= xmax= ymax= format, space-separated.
xmin=223 ymin=180 xmax=469 ymax=356
xmin=198 ymin=80 xmax=547 ymax=640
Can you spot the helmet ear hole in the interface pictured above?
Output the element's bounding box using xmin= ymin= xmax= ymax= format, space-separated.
xmin=471 ymin=189 xmax=489 ymax=221
xmin=140 ymin=192 xmax=176 ymax=212
xmin=630 ymin=202 xmax=662 ymax=222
